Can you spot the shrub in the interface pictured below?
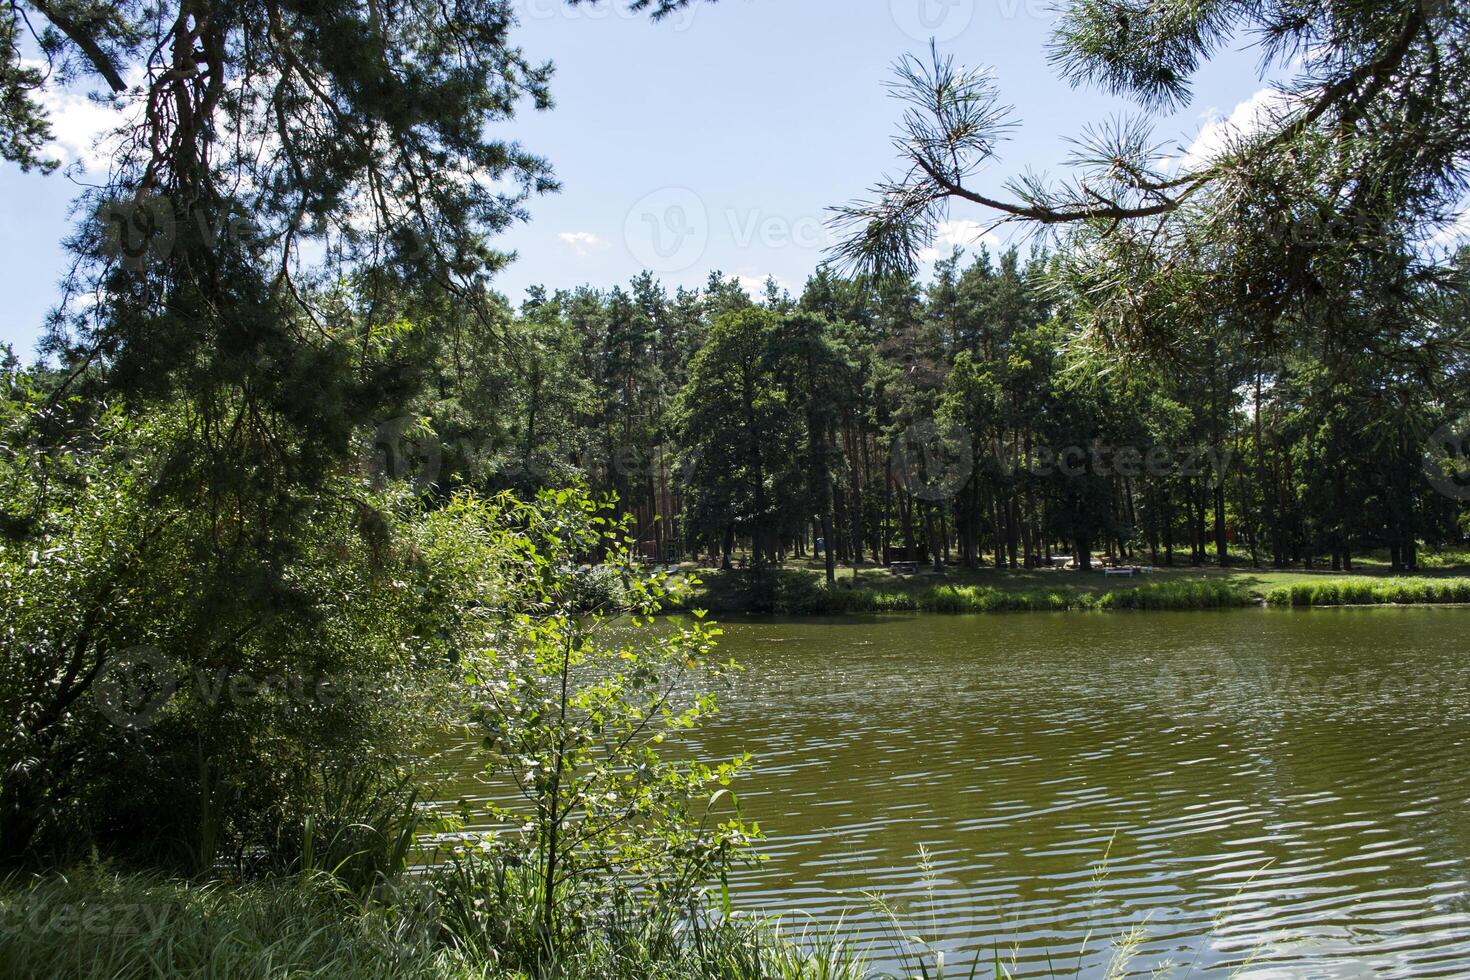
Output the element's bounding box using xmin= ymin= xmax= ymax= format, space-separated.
xmin=0 ymin=393 xmax=497 ymax=873
xmin=1268 ymin=578 xmax=1470 ymax=607
xmin=1097 ymin=580 xmax=1253 ymax=610
xmin=457 ymin=490 xmax=757 ymax=950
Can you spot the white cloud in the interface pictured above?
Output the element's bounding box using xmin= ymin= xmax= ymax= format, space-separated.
xmin=1178 ymin=87 xmax=1298 ymax=171
xmin=918 ymin=219 xmax=1002 ymax=264
xmin=27 ymin=60 xmax=143 ymax=173
xmin=1428 ymin=202 xmax=1470 ymax=249
xmin=736 ymin=273 xmax=790 ymax=301
xmin=39 ymin=90 xmax=124 ymax=172
xmin=557 ymin=231 xmax=608 ymax=257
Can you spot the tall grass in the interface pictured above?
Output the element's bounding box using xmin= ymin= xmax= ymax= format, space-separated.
xmin=824 ymin=579 xmax=1254 ymax=615
xmin=690 ymin=569 xmax=1255 ymax=616
xmin=1 ymin=854 xmax=1277 ymax=979
xmin=0 ymin=866 xmax=868 ymax=980
xmin=271 ymin=767 xmax=425 ymax=895
xmin=1095 ymin=579 xmax=1253 ymax=610
xmin=1266 ymin=578 xmax=1470 ymax=607
xmin=0 ymin=868 xmax=464 ymax=980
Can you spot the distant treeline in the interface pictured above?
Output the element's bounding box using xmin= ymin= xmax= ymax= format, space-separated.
xmin=399 ymin=247 xmax=1470 ymax=575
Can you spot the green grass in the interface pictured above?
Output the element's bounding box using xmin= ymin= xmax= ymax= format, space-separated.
xmin=683 ymin=567 xmax=1257 ymax=615
xmin=1266 ymin=577 xmax=1470 ymax=607
xmin=677 ymin=555 xmax=1470 ymax=616
xmin=0 ymin=868 xmax=467 ymax=980
xmin=815 ymin=578 xmax=1254 ymax=614
xmin=0 ymin=866 xmax=869 ymax=980
xmin=0 ymin=861 xmax=1235 ymax=980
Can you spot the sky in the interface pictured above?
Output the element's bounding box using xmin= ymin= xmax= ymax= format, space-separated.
xmin=0 ymin=0 xmax=1287 ymax=358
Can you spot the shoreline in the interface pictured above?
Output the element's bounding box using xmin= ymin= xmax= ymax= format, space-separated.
xmin=669 ymin=570 xmax=1470 ymax=617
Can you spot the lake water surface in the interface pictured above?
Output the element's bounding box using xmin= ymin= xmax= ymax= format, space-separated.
xmin=439 ymin=608 xmax=1470 ymax=977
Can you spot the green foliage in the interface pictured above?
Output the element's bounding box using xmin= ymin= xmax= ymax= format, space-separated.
xmin=674 ymin=306 xmax=804 ymax=566
xmin=0 ymin=868 xmax=460 ymax=980
xmin=1095 ymin=580 xmax=1253 ymax=610
xmin=696 ymin=569 xmax=833 ymax=615
xmin=0 ymin=385 xmax=479 ymax=871
xmin=450 ymin=489 xmax=757 ymax=948
xmin=0 ymin=865 xmax=872 ymax=980
xmin=837 ymin=3 xmax=1470 ymax=359
xmin=1267 ymin=578 xmax=1470 ymax=607
xmin=693 ymin=573 xmax=1253 ymax=615
xmin=372 ymin=249 xmax=1467 ymax=589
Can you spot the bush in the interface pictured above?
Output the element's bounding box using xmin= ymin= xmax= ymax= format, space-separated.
xmin=1097 ymin=580 xmax=1254 ymax=610
xmin=696 ymin=568 xmax=831 ymax=615
xmin=567 ymin=563 xmax=629 ymax=612
xmin=456 ymin=490 xmax=757 ymax=950
xmin=1268 ymin=578 xmax=1470 ymax=607
xmin=0 ymin=394 xmax=494 ymax=873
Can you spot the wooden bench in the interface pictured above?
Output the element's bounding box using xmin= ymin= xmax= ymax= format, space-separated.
xmin=1104 ymin=567 xmax=1138 ymax=578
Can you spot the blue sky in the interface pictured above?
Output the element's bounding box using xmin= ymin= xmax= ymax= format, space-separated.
xmin=0 ymin=0 xmax=1280 ymax=358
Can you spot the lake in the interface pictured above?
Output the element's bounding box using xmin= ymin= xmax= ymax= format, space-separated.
xmin=437 ymin=608 xmax=1470 ymax=977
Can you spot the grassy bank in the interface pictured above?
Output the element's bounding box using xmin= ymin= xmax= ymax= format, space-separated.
xmin=686 ymin=568 xmax=1258 ymax=615
xmin=822 ymin=578 xmax=1255 ymax=614
xmin=678 ymin=557 xmax=1470 ymax=616
xmin=0 ymin=863 xmax=1219 ymax=980
xmin=0 ymin=867 xmax=868 ymax=980
xmin=1266 ymin=578 xmax=1470 ymax=607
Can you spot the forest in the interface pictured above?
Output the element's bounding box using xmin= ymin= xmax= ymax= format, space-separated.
xmin=415 ymin=248 xmax=1470 ymax=578
xmin=2 ymin=0 xmax=1470 ymax=977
